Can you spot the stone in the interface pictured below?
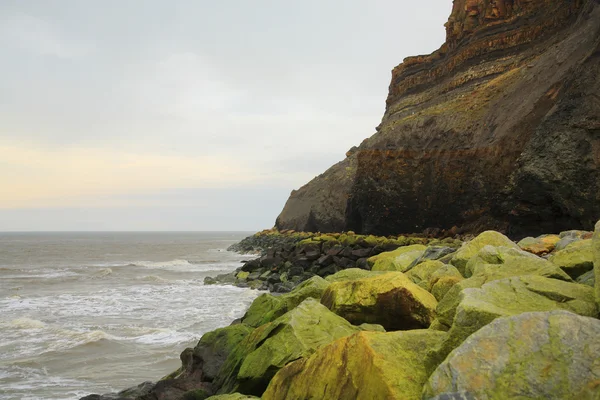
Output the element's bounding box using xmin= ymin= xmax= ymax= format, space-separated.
xmin=324 ymin=268 xmax=386 ymax=283
xmin=321 ymin=272 xmax=438 ymax=330
xmin=434 ymin=276 xmax=598 ymax=359
xmin=464 ymin=245 xmax=572 ymax=279
xmin=215 ymin=298 xmax=360 ymax=396
xmin=205 ymin=395 xmax=259 ymax=400
xmin=424 ymin=311 xmax=600 ymax=400
xmin=407 ymin=246 xmax=457 ymax=269
xmin=405 ymin=260 xmax=447 ymax=290
xmin=451 ymin=232 xmax=519 ymax=276
xmin=549 ymin=239 xmax=595 ymax=279
xmin=517 ymin=234 xmax=560 ymax=255
xmin=241 ymin=276 xmax=330 ymax=328
xmin=368 ymin=244 xmax=427 ymax=272
xmin=595 ymin=221 xmax=600 ymax=308
xmin=262 ymin=330 xmax=446 ymax=400
xmin=576 ymin=270 xmax=595 ymax=287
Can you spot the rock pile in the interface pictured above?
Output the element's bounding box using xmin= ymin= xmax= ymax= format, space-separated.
xmin=82 ymin=222 xmax=600 ymax=400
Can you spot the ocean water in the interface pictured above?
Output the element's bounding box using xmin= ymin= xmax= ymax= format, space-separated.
xmin=0 ymin=232 xmax=260 ymax=400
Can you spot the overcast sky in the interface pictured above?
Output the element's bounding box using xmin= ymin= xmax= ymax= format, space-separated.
xmin=0 ymin=0 xmax=451 ymax=231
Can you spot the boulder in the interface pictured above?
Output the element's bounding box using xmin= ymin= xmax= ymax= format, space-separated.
xmin=262 ymin=330 xmax=446 ymax=400
xmin=368 ymin=244 xmax=427 ymax=272
xmin=595 ymin=221 xmax=600 ymax=308
xmin=434 ymin=276 xmax=598 ymax=359
xmin=517 ymin=234 xmax=560 ymax=255
xmin=450 ymin=231 xmax=519 ymax=276
xmin=137 ymin=324 xmax=254 ymax=400
xmin=321 ymin=272 xmax=437 ymax=330
xmin=407 ymin=246 xmax=457 ymax=269
xmin=464 ymin=245 xmax=572 ymax=280
xmin=241 ymin=276 xmax=330 ymax=328
xmin=424 ymin=311 xmax=600 ymax=400
xmin=549 ymin=239 xmax=595 ymax=279
xmin=576 ymin=270 xmax=595 ymax=287
xmin=324 ymin=268 xmax=386 ymax=283
xmin=405 ymin=260 xmax=448 ymax=291
xmin=214 ymin=298 xmax=359 ymax=396
xmin=205 ymin=395 xmax=259 ymax=400
xmin=436 ymin=248 xmax=573 ymax=329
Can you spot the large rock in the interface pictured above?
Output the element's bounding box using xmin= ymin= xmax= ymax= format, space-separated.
xmin=137 ymin=324 xmax=254 ymax=400
xmin=241 ymin=276 xmax=329 ymax=328
xmin=368 ymin=244 xmax=427 ymax=272
xmin=549 ymin=239 xmax=595 ymax=279
xmin=424 ymin=311 xmax=600 ymax=400
xmin=321 ymin=272 xmax=437 ymax=330
xmin=436 ymin=246 xmax=573 ymax=329
xmin=214 ymin=298 xmax=359 ymax=396
xmin=595 ymin=221 xmax=600 ymax=307
xmin=262 ymin=330 xmax=446 ymax=400
xmin=205 ymin=395 xmax=259 ymax=400
xmin=450 ymin=232 xmax=518 ymax=276
xmin=517 ymin=234 xmax=560 ymax=255
xmin=464 ymin=245 xmax=572 ymax=279
xmin=275 ymin=1 xmax=600 ymax=237
xmin=324 ymin=268 xmax=386 ymax=283
xmin=435 ymin=276 xmax=598 ymax=359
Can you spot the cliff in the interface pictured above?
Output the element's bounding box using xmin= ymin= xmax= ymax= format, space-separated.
xmin=276 ymin=0 xmax=600 ymax=238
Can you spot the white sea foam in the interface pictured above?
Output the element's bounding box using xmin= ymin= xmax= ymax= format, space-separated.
xmin=10 ymin=317 xmax=46 ymax=329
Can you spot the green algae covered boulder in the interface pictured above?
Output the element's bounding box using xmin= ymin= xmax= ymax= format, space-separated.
xmin=450 ymin=231 xmax=518 ymax=276
xmin=321 ymin=272 xmax=437 ymax=330
xmin=215 ymin=298 xmax=359 ymax=396
xmin=405 ymin=260 xmax=446 ymax=289
xmin=464 ymin=245 xmax=572 ymax=280
xmin=241 ymin=276 xmax=329 ymax=328
xmin=435 ymin=250 xmax=573 ymax=330
xmin=205 ymin=394 xmax=259 ymax=400
xmin=424 ymin=311 xmax=600 ymax=400
xmin=595 ymin=221 xmax=600 ymax=307
xmin=262 ymin=330 xmax=446 ymax=400
xmin=434 ymin=276 xmax=597 ymax=359
xmin=324 ymin=268 xmax=386 ymax=283
xmin=549 ymin=239 xmax=595 ymax=279
xmin=368 ymin=244 xmax=427 ymax=272
xmin=517 ymin=234 xmax=560 ymax=255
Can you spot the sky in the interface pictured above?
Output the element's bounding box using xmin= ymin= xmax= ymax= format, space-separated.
xmin=0 ymin=0 xmax=451 ymax=231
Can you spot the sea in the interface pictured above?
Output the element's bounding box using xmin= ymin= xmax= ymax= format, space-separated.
xmin=0 ymin=232 xmax=261 ymax=400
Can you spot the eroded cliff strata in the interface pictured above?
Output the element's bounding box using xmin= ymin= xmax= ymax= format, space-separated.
xmin=276 ymin=0 xmax=600 ymax=237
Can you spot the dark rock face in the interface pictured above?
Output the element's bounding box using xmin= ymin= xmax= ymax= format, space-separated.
xmin=276 ymin=0 xmax=600 ymax=238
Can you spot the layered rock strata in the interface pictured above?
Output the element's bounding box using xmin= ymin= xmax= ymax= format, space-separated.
xmin=276 ymin=0 xmax=600 ymax=237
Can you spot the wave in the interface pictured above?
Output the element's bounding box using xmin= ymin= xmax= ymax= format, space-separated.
xmin=137 ymin=275 xmax=168 ymax=282
xmin=92 ymin=268 xmax=113 ymax=278
xmin=128 ymin=259 xmax=194 ymax=268
xmin=10 ymin=317 xmax=46 ymax=329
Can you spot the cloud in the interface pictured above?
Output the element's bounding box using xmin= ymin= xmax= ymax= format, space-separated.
xmin=0 ymin=141 xmax=312 ymax=209
xmin=0 ymin=11 xmax=87 ymax=58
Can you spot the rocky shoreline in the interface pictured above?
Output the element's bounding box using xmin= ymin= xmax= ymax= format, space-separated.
xmin=81 ymin=223 xmax=600 ymax=400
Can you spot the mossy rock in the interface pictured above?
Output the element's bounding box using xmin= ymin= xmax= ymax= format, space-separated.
xmin=321 ymin=272 xmax=437 ymax=331
xmin=436 ymin=248 xmax=572 ymax=329
xmin=450 ymin=231 xmax=518 ymax=276
xmin=235 ymin=271 xmax=250 ymax=281
xmin=357 ymin=323 xmax=386 ymax=332
xmin=549 ymin=239 xmax=594 ymax=279
xmin=241 ymin=276 xmax=330 ymax=328
xmin=595 ymin=221 xmax=600 ymax=308
xmin=324 ymin=268 xmax=386 ymax=283
xmin=517 ymin=234 xmax=560 ymax=255
xmin=431 ymin=276 xmax=463 ymax=302
xmin=577 ymin=270 xmax=595 ymax=287
xmin=182 ymin=388 xmax=211 ymax=400
xmin=464 ymin=245 xmax=572 ymax=280
xmin=424 ymin=311 xmax=600 ymax=400
xmin=215 ymin=298 xmax=360 ymax=396
xmin=263 ymin=330 xmax=446 ymax=400
xmin=205 ymin=394 xmax=260 ymax=400
xmin=433 ymin=276 xmax=598 ymax=360
xmin=368 ymin=244 xmax=427 ymax=272
xmin=405 ymin=260 xmax=447 ymax=290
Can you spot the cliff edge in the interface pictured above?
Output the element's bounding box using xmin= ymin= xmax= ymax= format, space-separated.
xmin=276 ymin=0 xmax=600 ymax=237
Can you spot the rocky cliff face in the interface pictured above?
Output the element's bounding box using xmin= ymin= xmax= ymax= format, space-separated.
xmin=276 ymin=0 xmax=600 ymax=238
